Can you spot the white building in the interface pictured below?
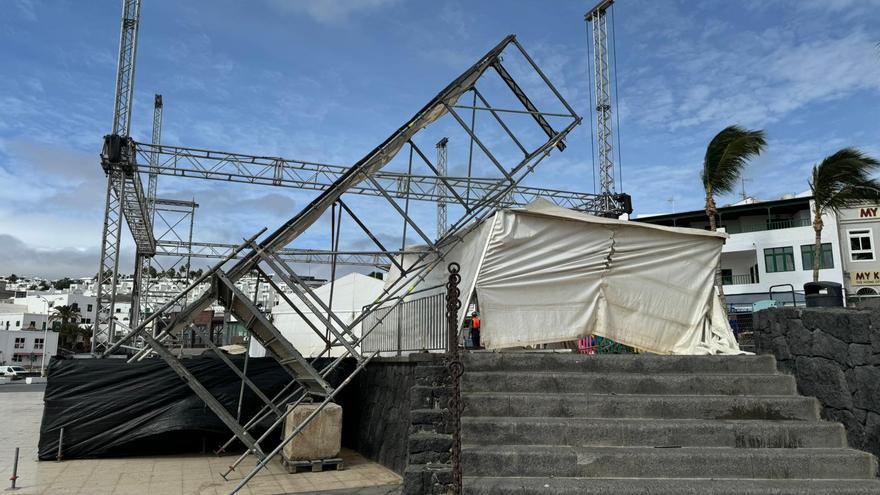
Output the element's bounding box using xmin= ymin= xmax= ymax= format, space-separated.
xmin=250 ymin=273 xmax=385 ymax=358
xmin=13 ymin=290 xmax=97 ymax=328
xmin=0 ymin=328 xmax=59 ymax=370
xmin=637 ymin=194 xmax=844 ymax=309
xmin=0 ymin=303 xmax=50 ymax=332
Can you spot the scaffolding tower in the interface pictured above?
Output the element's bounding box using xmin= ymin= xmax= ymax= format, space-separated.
xmin=93 ymin=6 xmax=581 ymax=489
xmin=586 ymin=0 xmax=632 ymax=216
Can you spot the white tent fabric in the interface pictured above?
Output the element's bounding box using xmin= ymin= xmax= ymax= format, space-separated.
xmin=385 ymin=199 xmax=742 ymax=355
xmin=250 ymin=273 xmax=385 ymax=358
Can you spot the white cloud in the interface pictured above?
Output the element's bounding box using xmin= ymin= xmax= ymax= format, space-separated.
xmin=0 ymin=234 xmax=112 ymax=279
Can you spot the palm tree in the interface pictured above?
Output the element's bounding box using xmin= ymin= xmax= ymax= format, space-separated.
xmin=49 ymin=305 xmax=83 ymax=349
xmin=809 ymin=148 xmax=880 ymax=282
xmin=702 ymin=125 xmax=767 ymax=230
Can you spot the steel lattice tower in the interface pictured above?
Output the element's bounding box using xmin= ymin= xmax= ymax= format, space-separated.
xmin=436 ymin=137 xmax=448 ymax=238
xmin=586 ymin=0 xmax=617 ymax=213
xmin=93 ymin=0 xmax=151 ymax=352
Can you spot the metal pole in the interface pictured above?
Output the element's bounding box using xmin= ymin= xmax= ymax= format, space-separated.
xmin=56 ymin=428 xmax=64 ymax=462
xmin=236 ymin=271 xmax=261 ymax=422
xmin=8 ymin=447 xmax=19 ymax=490
xmin=235 ymin=335 xmax=250 ymax=423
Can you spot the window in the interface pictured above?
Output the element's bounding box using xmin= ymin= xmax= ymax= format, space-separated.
xmin=720 ymin=269 xmax=733 ymax=285
xmin=41 ymin=322 xmax=46 ymax=330
xmin=848 ymin=229 xmax=874 ymax=261
xmin=857 ymin=287 xmax=878 ymax=296
xmin=34 ymin=338 xmax=44 ymax=350
xmin=15 ymin=320 xmax=20 ymax=327
xmin=87 ymin=304 xmax=93 ymax=312
xmin=14 ymin=337 xmax=25 ymax=349
xmin=764 ymin=247 xmax=795 ymax=273
xmin=115 ymin=308 xmax=121 ymax=313
xmin=12 ymin=354 xmax=22 ymax=362
xmin=801 ymin=243 xmax=834 ymax=270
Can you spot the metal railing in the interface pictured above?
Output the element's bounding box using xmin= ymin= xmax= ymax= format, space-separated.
xmin=724 ymin=218 xmax=811 ymax=234
xmin=721 ymin=273 xmax=757 ymax=286
xmin=361 ymin=287 xmax=447 ymax=355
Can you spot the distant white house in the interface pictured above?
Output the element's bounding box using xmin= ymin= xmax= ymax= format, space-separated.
xmin=0 ymin=328 xmax=59 ymax=371
xmin=13 ymin=291 xmax=98 ymax=328
xmin=250 ymin=273 xmax=385 ymax=358
xmin=0 ymin=304 xmax=50 ymax=332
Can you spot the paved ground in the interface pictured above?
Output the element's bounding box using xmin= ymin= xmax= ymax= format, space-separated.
xmin=0 ymin=383 xmax=401 ymax=494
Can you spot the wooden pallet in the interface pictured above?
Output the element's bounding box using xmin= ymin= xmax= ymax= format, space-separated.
xmin=281 ymin=457 xmax=344 ymax=474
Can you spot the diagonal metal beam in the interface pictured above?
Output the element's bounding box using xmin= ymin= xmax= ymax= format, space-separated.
xmin=491 ymin=60 xmax=565 ymax=151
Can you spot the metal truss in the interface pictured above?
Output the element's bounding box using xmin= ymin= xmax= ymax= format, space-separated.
xmin=92 ymin=0 xmax=158 ymax=351
xmin=133 ymin=94 xmax=165 ymax=326
xmin=131 ymin=141 xmax=608 ymax=212
xmin=100 ymin=35 xmax=580 ymax=493
xmin=587 ymin=0 xmax=622 ymax=214
xmin=436 ymin=138 xmax=448 ymax=237
xmin=156 ymin=240 xmax=391 ymax=267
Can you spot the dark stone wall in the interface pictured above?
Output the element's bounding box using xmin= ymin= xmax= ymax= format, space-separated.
xmin=754 ymin=307 xmax=880 ymax=456
xmin=340 ymin=353 xmax=452 ymax=494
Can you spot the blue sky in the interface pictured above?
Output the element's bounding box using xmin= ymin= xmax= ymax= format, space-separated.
xmin=1 ymin=0 xmax=879 ymax=278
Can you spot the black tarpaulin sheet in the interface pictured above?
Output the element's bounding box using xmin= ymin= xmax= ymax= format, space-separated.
xmin=37 ymin=355 xmax=348 ymax=460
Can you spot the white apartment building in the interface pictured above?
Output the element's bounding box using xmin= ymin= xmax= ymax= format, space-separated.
xmin=13 ymin=290 xmax=98 ymax=328
xmin=0 ymin=303 xmax=51 ymax=332
xmin=637 ymin=194 xmax=844 ymax=309
xmin=0 ymin=328 xmax=59 ymax=370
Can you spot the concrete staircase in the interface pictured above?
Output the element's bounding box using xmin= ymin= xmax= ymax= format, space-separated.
xmin=460 ymin=352 xmax=880 ymax=494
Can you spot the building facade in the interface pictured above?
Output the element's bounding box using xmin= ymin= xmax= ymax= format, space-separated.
xmin=0 ymin=328 xmax=59 ymax=370
xmin=636 ymin=195 xmax=844 ymax=309
xmin=0 ymin=304 xmax=51 ymax=332
xmin=835 ymin=204 xmax=880 ymax=297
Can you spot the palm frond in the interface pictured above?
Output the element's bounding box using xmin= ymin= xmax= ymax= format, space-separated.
xmin=703 ymin=125 xmax=767 ymax=194
xmin=810 ymin=148 xmax=880 ymax=213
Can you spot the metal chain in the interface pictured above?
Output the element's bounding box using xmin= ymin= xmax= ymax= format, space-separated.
xmin=445 ymin=262 xmax=463 ymax=494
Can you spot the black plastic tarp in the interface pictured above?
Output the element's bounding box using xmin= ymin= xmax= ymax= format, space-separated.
xmin=37 ymin=354 xmax=349 ymax=460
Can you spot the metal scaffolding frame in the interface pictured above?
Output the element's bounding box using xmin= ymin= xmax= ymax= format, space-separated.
xmin=132 ymin=141 xmax=613 ymax=210
xmin=92 ymin=0 xmax=619 ymax=352
xmin=94 ymin=26 xmax=580 ymax=493
xmin=585 ymin=0 xmax=631 ymax=215
xmin=436 ymin=137 xmax=449 ymax=237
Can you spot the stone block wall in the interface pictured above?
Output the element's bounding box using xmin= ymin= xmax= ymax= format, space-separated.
xmin=753 ymin=307 xmax=880 ymax=456
xmin=340 ymin=354 xmax=452 ymax=494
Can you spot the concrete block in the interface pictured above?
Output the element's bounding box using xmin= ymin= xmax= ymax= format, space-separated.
xmin=282 ymin=402 xmax=342 ymax=461
xmin=25 ymin=377 xmax=46 ymax=384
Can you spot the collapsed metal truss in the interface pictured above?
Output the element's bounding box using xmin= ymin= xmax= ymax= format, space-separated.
xmin=96 ymin=31 xmax=580 ymax=493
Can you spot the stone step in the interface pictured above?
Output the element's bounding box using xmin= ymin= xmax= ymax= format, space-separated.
xmin=462 ymin=393 xmax=821 ymax=420
xmin=461 ymin=417 xmax=846 ymax=449
xmin=462 ymin=445 xmax=878 ymax=479
xmin=462 ymin=371 xmax=797 ymax=395
xmin=463 ymin=477 xmax=880 ymax=495
xmin=463 ymin=352 xmax=778 ymax=374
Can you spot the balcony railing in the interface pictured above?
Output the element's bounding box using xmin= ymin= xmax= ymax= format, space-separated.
xmin=723 ymin=218 xmax=811 ymax=234
xmin=722 ymin=273 xmax=758 ymax=286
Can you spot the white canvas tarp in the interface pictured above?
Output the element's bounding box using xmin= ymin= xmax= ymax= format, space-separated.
xmin=386 ymin=199 xmax=742 ymax=355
